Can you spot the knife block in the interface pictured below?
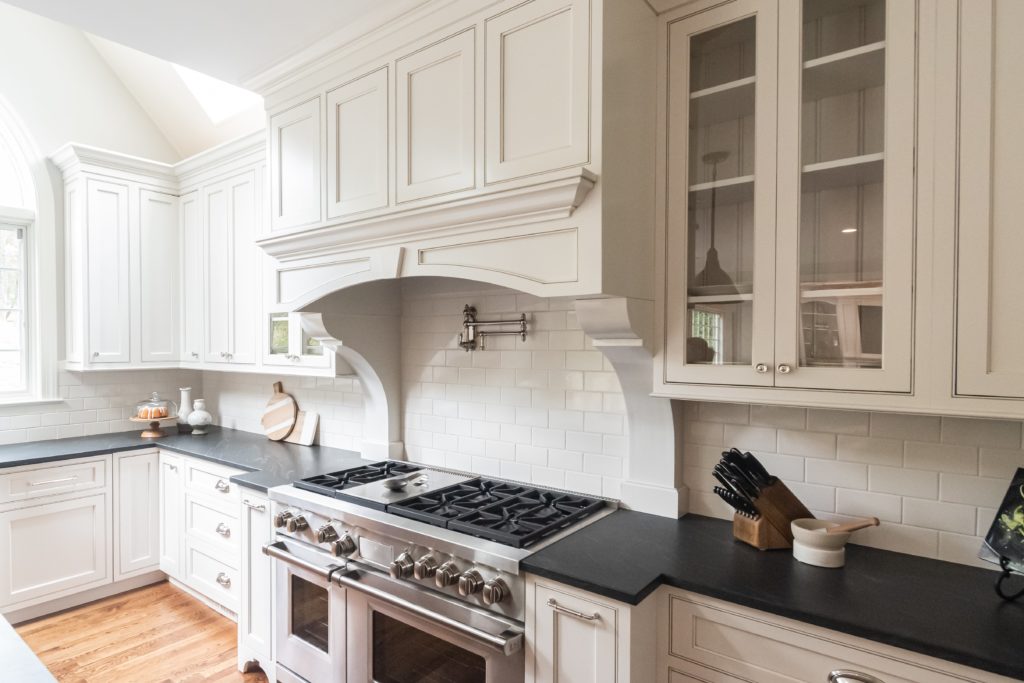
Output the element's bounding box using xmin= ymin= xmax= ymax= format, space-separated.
xmin=732 ymin=480 xmax=813 ymax=550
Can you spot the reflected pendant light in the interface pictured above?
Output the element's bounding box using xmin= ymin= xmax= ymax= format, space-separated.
xmin=694 ymin=150 xmax=738 ymax=295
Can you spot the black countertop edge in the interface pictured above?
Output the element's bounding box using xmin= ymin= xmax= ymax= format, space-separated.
xmin=521 ymin=511 xmax=1024 ymax=681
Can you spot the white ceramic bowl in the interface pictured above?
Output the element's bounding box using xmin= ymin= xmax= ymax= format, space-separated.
xmin=790 ymin=518 xmax=850 ymax=550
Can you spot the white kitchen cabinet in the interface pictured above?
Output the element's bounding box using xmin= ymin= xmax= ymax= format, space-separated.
xmin=114 ymin=450 xmax=160 ymax=580
xmin=326 ymin=67 xmax=389 ymax=218
xmin=659 ymin=0 xmax=916 ymax=396
xmin=138 ymin=190 xmax=180 ymax=363
xmin=269 ymin=97 xmax=322 ymax=234
xmin=484 ymin=0 xmax=591 ymax=183
xmin=954 ymin=0 xmax=1024 ymax=400
xmin=237 ymin=492 xmax=273 ymax=676
xmin=397 ymin=29 xmax=476 ymax=202
xmin=179 ymin=190 xmax=204 ymax=364
xmin=263 ymin=311 xmax=333 ymax=372
xmin=158 ymin=451 xmax=184 ymax=581
xmin=85 ymin=177 xmax=131 ymax=364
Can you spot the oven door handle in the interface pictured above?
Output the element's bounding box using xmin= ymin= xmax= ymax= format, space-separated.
xmin=263 ymin=541 xmax=342 ymax=580
xmin=333 ymin=569 xmax=524 ymax=656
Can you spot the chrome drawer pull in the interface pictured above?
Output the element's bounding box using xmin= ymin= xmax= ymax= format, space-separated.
xmin=28 ymin=475 xmax=78 ymax=487
xmin=242 ymin=499 xmax=266 ymax=512
xmin=216 ymin=572 xmax=231 ymax=588
xmin=215 ymin=522 xmax=231 ymax=537
xmin=215 ymin=479 xmax=230 ymax=492
xmin=829 ymin=671 xmax=885 ymax=683
xmin=547 ymin=598 xmax=600 ymax=621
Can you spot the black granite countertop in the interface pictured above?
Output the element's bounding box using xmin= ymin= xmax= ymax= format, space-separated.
xmin=0 ymin=426 xmax=366 ymax=492
xmin=1 ymin=614 xmax=54 ymax=682
xmin=522 ymin=511 xmax=1024 ymax=680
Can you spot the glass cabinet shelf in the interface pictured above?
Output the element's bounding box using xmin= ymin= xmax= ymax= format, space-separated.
xmin=801 ymin=152 xmax=883 ymax=192
xmin=688 ymin=175 xmax=755 ymax=202
xmin=689 ymin=76 xmax=755 ymax=126
xmin=803 ymin=42 xmax=885 ymax=101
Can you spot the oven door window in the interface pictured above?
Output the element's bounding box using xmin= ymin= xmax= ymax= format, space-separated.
xmin=372 ymin=612 xmax=485 ymax=683
xmin=291 ymin=574 xmax=330 ymax=652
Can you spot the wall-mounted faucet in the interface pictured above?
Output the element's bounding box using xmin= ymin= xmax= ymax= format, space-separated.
xmin=457 ymin=305 xmax=527 ymax=351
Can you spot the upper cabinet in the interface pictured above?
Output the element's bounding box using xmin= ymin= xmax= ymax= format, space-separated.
xmin=658 ymin=0 xmax=916 ymax=397
xmin=327 ymin=68 xmax=389 ymax=218
xmin=269 ymin=98 xmax=322 ymax=233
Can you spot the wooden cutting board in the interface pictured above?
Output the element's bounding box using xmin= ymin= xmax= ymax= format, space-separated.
xmin=284 ymin=411 xmax=319 ymax=446
xmin=262 ymin=382 xmax=297 ymax=441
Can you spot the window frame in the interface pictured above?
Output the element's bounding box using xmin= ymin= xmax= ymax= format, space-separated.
xmin=0 ymin=206 xmax=33 ymax=399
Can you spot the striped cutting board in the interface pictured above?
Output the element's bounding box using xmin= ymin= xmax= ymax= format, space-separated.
xmin=262 ymin=382 xmax=297 ymax=441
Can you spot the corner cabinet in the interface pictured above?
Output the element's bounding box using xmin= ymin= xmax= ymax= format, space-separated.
xmin=658 ymin=0 xmax=916 ymax=397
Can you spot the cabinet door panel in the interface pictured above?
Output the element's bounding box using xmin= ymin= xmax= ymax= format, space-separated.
xmin=239 ymin=493 xmax=273 ymax=663
xmin=115 ymin=451 xmax=159 ymax=579
xmin=270 ymin=98 xmax=322 ymax=233
xmin=956 ymin=0 xmax=1024 ymax=398
xmin=773 ymin=0 xmax=914 ymax=392
xmin=485 ymin=0 xmax=589 ymax=183
xmin=159 ymin=453 xmax=183 ymax=580
xmin=180 ymin=191 xmax=203 ymax=363
xmin=204 ymin=182 xmax=231 ymax=363
xmin=139 ymin=190 xmax=179 ymax=363
xmin=327 ymin=67 xmax=389 ymax=217
xmin=663 ymin=0 xmax=779 ymax=387
xmin=0 ymin=493 xmax=110 ymax=608
xmin=534 ymin=584 xmax=617 ymax=683
xmin=85 ymin=178 xmax=130 ymax=363
xmin=398 ymin=30 xmax=476 ymax=202
xmin=229 ymin=171 xmax=257 ymax=365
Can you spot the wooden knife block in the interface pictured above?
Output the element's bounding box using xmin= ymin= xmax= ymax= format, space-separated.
xmin=732 ymin=480 xmax=813 ymax=550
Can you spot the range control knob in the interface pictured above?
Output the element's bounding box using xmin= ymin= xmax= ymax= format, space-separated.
xmin=482 ymin=578 xmax=510 ymax=606
xmin=435 ymin=561 xmax=460 ymax=588
xmin=272 ymin=510 xmax=293 ymax=528
xmin=413 ymin=555 xmax=439 ymax=580
xmin=388 ymin=552 xmax=415 ymax=580
xmin=458 ymin=570 xmax=484 ymax=597
xmin=285 ymin=515 xmax=308 ymax=532
xmin=315 ymin=524 xmax=339 ymax=544
xmin=330 ymin=533 xmax=357 ymax=557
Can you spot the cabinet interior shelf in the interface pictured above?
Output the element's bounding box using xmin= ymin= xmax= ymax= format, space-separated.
xmin=803 ymin=41 xmax=885 ymax=101
xmin=803 ymin=0 xmax=884 ymax=23
xmin=802 ymin=153 xmax=883 ymax=192
xmin=801 ymin=281 xmax=883 ymax=299
xmin=688 ymin=292 xmax=755 ymax=304
xmin=689 ymin=76 xmax=755 ymax=127
xmin=688 ymin=175 xmax=754 ymax=204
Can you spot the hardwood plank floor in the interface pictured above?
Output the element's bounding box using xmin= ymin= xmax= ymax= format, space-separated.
xmin=15 ymin=581 xmax=269 ymax=683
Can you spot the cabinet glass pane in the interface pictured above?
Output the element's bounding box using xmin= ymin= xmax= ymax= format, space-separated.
xmin=269 ymin=314 xmax=290 ymax=356
xmin=686 ymin=18 xmax=756 ymax=365
xmin=798 ymin=0 xmax=885 ymax=369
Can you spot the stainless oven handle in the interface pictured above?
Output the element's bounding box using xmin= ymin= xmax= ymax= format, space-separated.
xmin=262 ymin=541 xmax=341 ymax=580
xmin=333 ymin=569 xmax=524 ymax=656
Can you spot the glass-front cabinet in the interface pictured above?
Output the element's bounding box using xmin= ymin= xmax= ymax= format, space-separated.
xmin=263 ymin=311 xmax=332 ymax=370
xmin=663 ymin=0 xmax=915 ymax=393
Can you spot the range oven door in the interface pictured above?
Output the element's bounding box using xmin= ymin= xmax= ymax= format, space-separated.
xmin=267 ymin=540 xmax=346 ymax=683
xmin=338 ymin=566 xmax=524 ymax=683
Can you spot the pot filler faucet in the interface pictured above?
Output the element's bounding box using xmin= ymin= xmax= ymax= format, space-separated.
xmin=457 ymin=305 xmax=528 ymax=351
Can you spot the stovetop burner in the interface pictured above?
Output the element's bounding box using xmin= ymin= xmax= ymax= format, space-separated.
xmin=293 ymin=461 xmax=424 ymax=497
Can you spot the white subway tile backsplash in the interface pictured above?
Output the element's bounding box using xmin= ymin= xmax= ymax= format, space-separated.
xmin=806 ymin=409 xmax=869 ymax=435
xmin=806 ymin=459 xmax=868 ymax=489
xmin=938 ymin=473 xmax=1008 ymax=507
xmin=904 ymin=442 xmax=978 ymax=474
xmin=836 ymin=435 xmax=903 ymax=466
xmin=778 ymin=429 xmax=836 ymax=459
xmin=940 ymin=417 xmax=1022 ymax=449
xmin=723 ymin=424 xmax=776 ymax=452
xmin=903 ymin=498 xmax=976 ymax=535
xmin=979 ymin=448 xmax=1024 ymax=479
xmin=700 ymin=402 xmax=750 ymax=424
xmin=836 ymin=488 xmax=902 ymax=523
xmin=750 ymin=405 xmax=806 ymax=430
xmin=868 ymin=465 xmax=938 ymax=499
xmin=870 ymin=413 xmax=941 ymax=441
xmin=786 ymin=482 xmax=836 ymax=513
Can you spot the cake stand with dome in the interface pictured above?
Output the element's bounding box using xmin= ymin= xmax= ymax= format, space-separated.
xmin=131 ymin=392 xmax=179 ymax=438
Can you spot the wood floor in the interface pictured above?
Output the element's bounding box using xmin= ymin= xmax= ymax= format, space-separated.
xmin=15 ymin=582 xmax=269 ymax=683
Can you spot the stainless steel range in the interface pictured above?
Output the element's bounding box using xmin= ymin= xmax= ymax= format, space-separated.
xmin=264 ymin=460 xmax=613 ymax=683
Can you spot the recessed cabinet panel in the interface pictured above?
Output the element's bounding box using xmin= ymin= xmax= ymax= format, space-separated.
xmin=327 ymin=68 xmax=389 ymax=218
xmin=397 ymin=30 xmax=476 ymax=202
xmin=485 ymin=0 xmax=590 ymax=183
xmin=230 ymin=172 xmax=258 ymax=365
xmin=270 ymin=98 xmax=322 ymax=232
xmin=533 ymin=584 xmax=617 ymax=683
xmin=956 ymin=0 xmax=1024 ymax=398
xmin=180 ymin=191 xmax=203 ymax=363
xmin=139 ymin=190 xmax=179 ymax=363
xmin=85 ymin=178 xmax=130 ymax=364
xmin=159 ymin=452 xmax=183 ymax=581
xmin=204 ymin=182 xmax=231 ymax=363
xmin=115 ymin=451 xmax=160 ymax=579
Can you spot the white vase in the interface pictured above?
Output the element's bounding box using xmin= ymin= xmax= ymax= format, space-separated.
xmin=178 ymin=387 xmax=193 ymax=432
xmin=187 ymin=398 xmax=212 ymax=435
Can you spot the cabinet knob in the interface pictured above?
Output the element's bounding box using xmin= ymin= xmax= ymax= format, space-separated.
xmin=92 ymin=352 xmax=99 ymax=358
xmin=215 ymin=479 xmax=230 ymax=493
xmin=215 ymin=522 xmax=231 ymax=537
xmin=777 ymin=363 xmax=793 ymax=374
xmin=215 ymin=572 xmax=231 ymax=588
xmin=191 ymin=352 xmax=199 ymax=359
xmin=755 ymin=363 xmax=770 ymax=374
xmin=829 ymin=671 xmax=885 ymax=683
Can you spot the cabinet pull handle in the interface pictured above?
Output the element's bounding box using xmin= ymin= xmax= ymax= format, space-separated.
xmin=215 ymin=522 xmax=231 ymax=537
xmin=754 ymin=362 xmax=770 ymax=374
xmin=829 ymin=671 xmax=885 ymax=683
xmin=777 ymin=363 xmax=793 ymax=374
xmin=216 ymin=572 xmax=231 ymax=588
xmin=243 ymin=499 xmax=266 ymax=512
xmin=547 ymin=598 xmax=599 ymax=621
xmin=29 ymin=475 xmax=78 ymax=487
xmin=215 ymin=479 xmax=230 ymax=493
xmin=191 ymin=352 xmax=199 ymax=359
xmin=166 ymin=464 xmax=177 ymax=472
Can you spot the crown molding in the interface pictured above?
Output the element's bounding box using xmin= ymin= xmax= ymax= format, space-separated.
xmin=50 ymin=142 xmax=177 ymax=184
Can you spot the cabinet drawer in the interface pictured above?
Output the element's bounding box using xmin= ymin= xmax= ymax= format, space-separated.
xmin=0 ymin=456 xmax=108 ymax=504
xmin=668 ymin=664 xmax=743 ymax=683
xmin=184 ymin=460 xmax=243 ymax=504
xmin=185 ymin=537 xmax=240 ymax=612
xmin=185 ymin=493 xmax=239 ymax=561
xmin=668 ymin=593 xmax=973 ymax=683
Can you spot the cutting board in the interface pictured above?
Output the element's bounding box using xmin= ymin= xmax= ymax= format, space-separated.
xmin=262 ymin=382 xmax=297 ymax=441
xmin=284 ymin=411 xmax=319 ymax=446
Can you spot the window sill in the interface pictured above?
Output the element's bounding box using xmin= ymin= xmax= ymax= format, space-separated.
xmin=0 ymin=397 xmax=64 ymax=408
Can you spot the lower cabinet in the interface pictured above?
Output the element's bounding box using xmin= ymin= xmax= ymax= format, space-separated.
xmin=238 ymin=491 xmax=273 ymax=676
xmin=114 ymin=450 xmax=160 ymax=579
xmin=158 ymin=451 xmax=184 ymax=580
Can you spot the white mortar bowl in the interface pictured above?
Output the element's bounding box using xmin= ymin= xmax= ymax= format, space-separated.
xmin=791 ymin=518 xmax=850 ymax=568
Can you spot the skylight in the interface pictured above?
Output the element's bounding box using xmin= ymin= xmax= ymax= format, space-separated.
xmin=173 ymin=64 xmax=262 ymax=125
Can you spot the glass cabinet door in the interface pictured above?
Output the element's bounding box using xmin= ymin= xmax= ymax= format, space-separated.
xmin=773 ymin=0 xmax=914 ymax=391
xmin=665 ymin=0 xmax=779 ymax=386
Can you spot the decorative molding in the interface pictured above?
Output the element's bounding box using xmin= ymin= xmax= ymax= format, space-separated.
xmin=50 ymin=143 xmax=177 ymax=186
xmin=416 ymin=229 xmax=578 ymax=284
xmin=274 ymin=246 xmax=404 ymax=310
xmin=256 ymin=167 xmax=596 ymax=261
xmin=174 ymin=131 xmax=265 ymax=186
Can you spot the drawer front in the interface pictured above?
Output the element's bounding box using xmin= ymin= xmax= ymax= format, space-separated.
xmin=0 ymin=456 xmax=108 ymax=503
xmin=185 ymin=537 xmax=240 ymax=612
xmin=185 ymin=493 xmax=239 ymax=561
xmin=668 ymin=593 xmax=971 ymax=683
xmin=184 ymin=460 xmax=243 ymax=504
xmin=668 ymin=664 xmax=743 ymax=683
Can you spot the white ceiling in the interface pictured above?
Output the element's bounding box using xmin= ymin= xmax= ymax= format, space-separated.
xmin=1 ymin=0 xmax=389 ymax=85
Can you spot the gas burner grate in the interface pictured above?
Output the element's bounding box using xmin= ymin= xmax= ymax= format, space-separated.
xmin=388 ymin=480 xmax=532 ymax=528
xmin=293 ymin=461 xmax=423 ymax=497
